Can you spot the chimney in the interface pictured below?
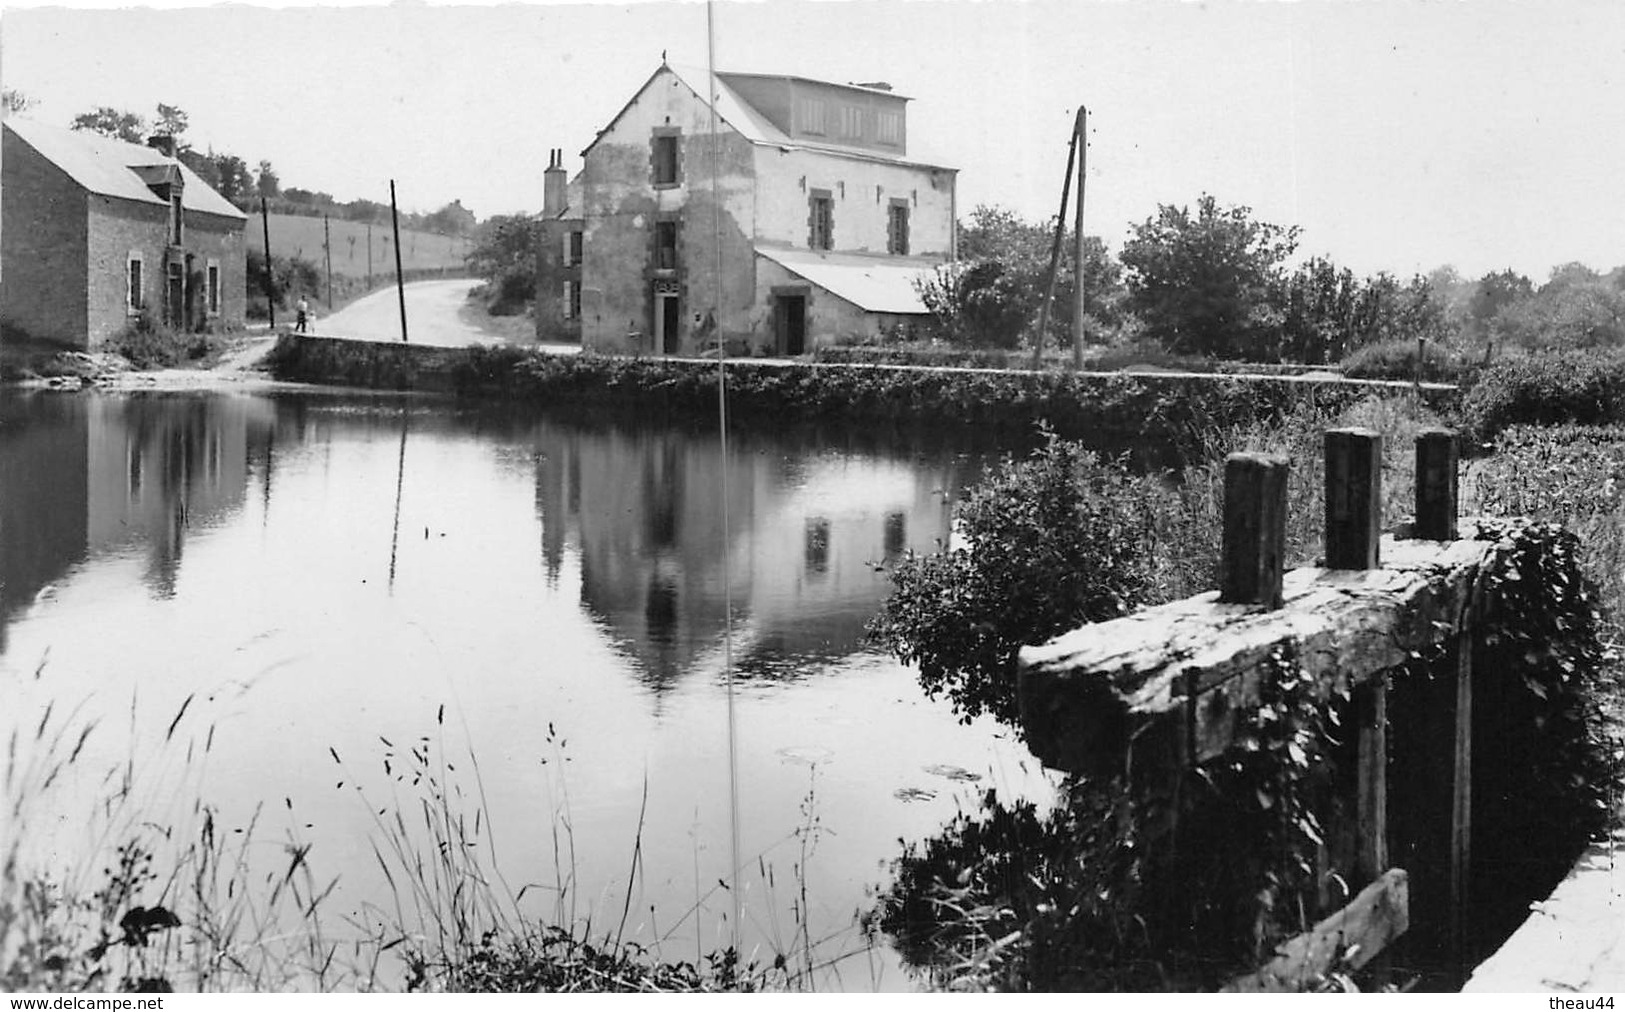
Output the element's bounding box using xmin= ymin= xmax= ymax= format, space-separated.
xmin=543 ymin=148 xmax=567 ymax=218
xmin=146 ymin=134 xmax=176 ymax=158
xmin=853 ymin=81 xmax=893 ymax=92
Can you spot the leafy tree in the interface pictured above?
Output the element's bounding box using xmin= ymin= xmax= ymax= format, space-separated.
xmin=1276 ymin=259 xmax=1450 ymax=364
xmin=256 ymin=160 xmax=280 ymax=200
xmin=2 ymin=89 xmax=34 ymax=115
xmin=466 ymin=214 xmax=538 ymax=315
xmin=869 ymin=435 xmax=1163 ymax=727
xmin=425 ymin=199 xmax=477 ymax=237
xmin=209 ymin=154 xmax=253 ymax=205
xmin=1119 ymin=194 xmax=1300 ymax=359
xmin=915 ymin=260 xmax=1036 ymax=350
xmin=71 ymin=107 xmax=147 ymax=144
xmin=177 ymin=149 xmax=220 ymax=189
xmin=343 ymin=198 xmax=387 ymax=224
xmin=153 ymin=103 xmax=189 ymax=141
xmin=1488 ymin=264 xmax=1625 ymax=351
xmin=924 ymin=204 xmax=1125 ymax=350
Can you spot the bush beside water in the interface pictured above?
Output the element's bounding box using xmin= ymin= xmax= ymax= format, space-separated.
xmin=867 ymin=396 xmax=1624 ymax=991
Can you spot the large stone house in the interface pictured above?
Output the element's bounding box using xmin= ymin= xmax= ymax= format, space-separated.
xmin=2 ymin=118 xmax=248 ymax=349
xmin=536 ymin=63 xmax=958 ymax=355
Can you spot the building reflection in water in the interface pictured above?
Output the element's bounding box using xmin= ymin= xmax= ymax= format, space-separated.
xmin=532 ymin=420 xmax=969 ymax=693
xmin=0 ymin=391 xmax=274 ymax=648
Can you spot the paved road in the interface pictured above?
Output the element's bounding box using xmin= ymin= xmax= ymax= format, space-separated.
xmin=309 ymin=279 xmax=516 ymax=348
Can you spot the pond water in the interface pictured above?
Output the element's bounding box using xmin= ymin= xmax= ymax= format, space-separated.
xmin=0 ymin=387 xmax=1057 ymax=990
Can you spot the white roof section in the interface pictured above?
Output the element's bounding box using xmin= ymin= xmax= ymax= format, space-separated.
xmin=665 ymin=64 xmax=791 ymax=146
xmin=4 ymin=118 xmax=247 ymax=220
xmin=756 ymin=246 xmax=939 ymax=315
xmin=656 ymin=64 xmax=958 ymax=173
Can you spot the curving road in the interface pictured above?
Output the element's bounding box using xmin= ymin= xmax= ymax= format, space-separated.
xmin=309 ymin=279 xmax=514 ymax=347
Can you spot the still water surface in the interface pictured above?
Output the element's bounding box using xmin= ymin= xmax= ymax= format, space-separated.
xmin=1 ymin=388 xmax=1055 ymax=989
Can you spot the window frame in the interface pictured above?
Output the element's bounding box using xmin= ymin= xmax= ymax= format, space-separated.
xmin=206 ymin=259 xmax=221 ymax=314
xmin=651 ymin=128 xmax=682 ymax=189
xmin=808 ymin=189 xmax=834 ymax=251
xmin=127 ymin=253 xmax=145 ymax=313
xmin=653 ymin=217 xmax=680 ymax=271
xmin=887 ymin=199 xmax=910 ymax=256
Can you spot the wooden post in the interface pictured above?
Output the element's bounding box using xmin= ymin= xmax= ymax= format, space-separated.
xmin=1071 ymin=106 xmax=1088 ymax=371
xmin=1325 ymin=428 xmax=1382 ymax=570
xmin=367 ymin=222 xmax=374 ymax=291
xmin=1219 ymin=452 xmax=1289 ymax=609
xmin=1356 ymin=681 xmax=1389 ymax=883
xmin=1032 ymin=112 xmax=1080 ymax=370
xmin=1450 ymin=632 xmax=1474 ymax=975
xmin=1415 ymin=428 xmax=1459 ymax=541
xmin=323 ymin=214 xmax=333 ymax=309
xmin=259 ymin=197 xmax=276 ymax=329
xmin=390 ymin=180 xmax=409 ymax=344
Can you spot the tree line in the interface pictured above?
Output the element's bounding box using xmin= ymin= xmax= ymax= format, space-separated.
xmin=925 ymin=195 xmax=1625 ymax=365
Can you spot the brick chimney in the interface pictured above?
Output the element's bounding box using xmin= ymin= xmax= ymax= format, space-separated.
xmin=146 ymin=134 xmax=177 ymax=158
xmin=543 ymin=149 xmax=568 ymax=218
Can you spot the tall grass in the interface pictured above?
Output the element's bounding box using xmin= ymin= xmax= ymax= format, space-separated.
xmin=3 ymin=681 xmax=872 ymax=993
xmin=2 ymin=680 xmax=357 ymax=991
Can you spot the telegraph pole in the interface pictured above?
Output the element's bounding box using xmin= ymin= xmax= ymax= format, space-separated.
xmin=390 ymin=180 xmax=409 ymax=343
xmin=323 ymin=214 xmax=333 ymax=309
xmin=1072 ymin=106 xmax=1088 ymax=370
xmin=1034 ymin=111 xmax=1081 ymax=369
xmin=260 ymin=197 xmax=276 ymax=329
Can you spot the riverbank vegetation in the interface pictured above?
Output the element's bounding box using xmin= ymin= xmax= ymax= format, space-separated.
xmin=2 ymin=695 xmax=847 ymax=993
xmin=864 ymin=394 xmax=1625 ymax=991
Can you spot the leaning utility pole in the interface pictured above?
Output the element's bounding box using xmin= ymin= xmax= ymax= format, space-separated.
xmin=1034 ymin=110 xmax=1081 ymax=369
xmin=390 ymin=180 xmax=409 ymax=344
xmin=260 ymin=197 xmax=276 ymax=329
xmin=1072 ymin=106 xmax=1088 ymax=370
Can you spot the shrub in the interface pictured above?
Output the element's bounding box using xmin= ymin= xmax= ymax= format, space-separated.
xmin=104 ymin=315 xmax=214 ymax=370
xmin=1460 ymin=349 xmax=1625 ymax=438
xmin=867 ymin=434 xmax=1167 ymax=726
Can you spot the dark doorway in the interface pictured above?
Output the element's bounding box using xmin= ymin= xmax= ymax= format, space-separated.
xmin=657 ymin=294 xmax=681 ymax=354
xmin=165 ymin=263 xmax=185 ymax=330
xmin=776 ymin=294 xmax=806 ymax=356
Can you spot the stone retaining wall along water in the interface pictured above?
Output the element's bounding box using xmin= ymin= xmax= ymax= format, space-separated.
xmin=267 ymin=334 xmax=1461 ymax=454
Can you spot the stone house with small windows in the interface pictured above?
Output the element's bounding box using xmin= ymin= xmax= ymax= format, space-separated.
xmin=536 ymin=62 xmax=957 ymax=355
xmin=1 ymin=118 xmax=247 ymax=350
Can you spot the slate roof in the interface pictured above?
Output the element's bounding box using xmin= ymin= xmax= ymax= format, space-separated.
xmin=5 ymin=118 xmax=247 ymax=221
xmin=755 ymin=246 xmax=938 ymax=315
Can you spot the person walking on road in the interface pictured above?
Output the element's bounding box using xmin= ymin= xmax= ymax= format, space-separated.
xmin=295 ymin=296 xmax=310 ymax=334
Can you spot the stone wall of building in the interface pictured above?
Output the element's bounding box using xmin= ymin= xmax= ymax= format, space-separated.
xmin=578 ymin=67 xmax=759 ymax=356
xmin=752 ymin=146 xmax=954 ymax=259
xmin=1 ymin=128 xmax=90 ymax=346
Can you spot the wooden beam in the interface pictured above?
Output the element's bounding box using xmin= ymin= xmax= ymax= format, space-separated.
xmin=1223 ymin=869 xmax=1410 ymax=992
xmin=1325 ymin=428 xmax=1382 ymax=569
xmin=1356 ymin=679 xmax=1389 ymax=883
xmin=1450 ymin=633 xmax=1473 ymax=971
xmin=1416 ymin=429 xmax=1460 ymax=541
xmin=1219 ymin=452 xmax=1289 ymax=609
xmin=1017 ymin=531 xmax=1497 ymax=776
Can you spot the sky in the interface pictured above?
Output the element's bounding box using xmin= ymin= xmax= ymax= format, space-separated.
xmin=3 ymin=0 xmax=1623 ymax=283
